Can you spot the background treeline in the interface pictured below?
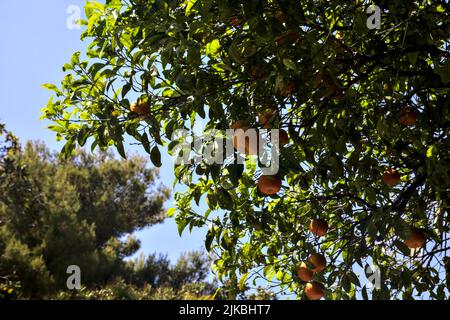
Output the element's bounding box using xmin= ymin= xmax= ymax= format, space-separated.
xmin=0 ymin=124 xmax=215 ymax=299
xmin=0 ymin=124 xmax=275 ymax=300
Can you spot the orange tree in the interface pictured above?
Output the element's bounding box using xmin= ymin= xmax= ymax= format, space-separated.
xmin=42 ymin=0 xmax=450 ymax=299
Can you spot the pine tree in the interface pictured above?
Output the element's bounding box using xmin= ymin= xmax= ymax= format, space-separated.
xmin=0 ymin=128 xmax=212 ymax=298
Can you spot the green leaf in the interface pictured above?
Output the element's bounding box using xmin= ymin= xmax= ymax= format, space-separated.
xmin=436 ymin=5 xmax=446 ymax=13
xmin=347 ymin=271 xmax=361 ymax=287
xmin=140 ymin=132 xmax=151 ymax=154
xmin=238 ymin=273 xmax=249 ymax=291
xmin=217 ymin=188 xmax=233 ymax=210
xmin=47 ymin=125 xmax=65 ymax=133
xmin=41 ymin=84 xmax=60 ymax=93
xmin=206 ymin=193 xmax=217 ymax=210
xmin=62 ymin=63 xmax=73 ymax=72
xmin=85 ymin=1 xmax=104 ymax=15
xmin=361 ymin=286 xmax=369 ymax=300
xmin=435 ymin=59 xmax=450 ymax=83
xmin=178 ymin=218 xmax=189 ymax=236
xmin=426 ymin=145 xmax=437 ymax=158
xmin=342 ymin=273 xmax=352 ymax=292
xmin=122 ymin=83 xmax=132 ymax=99
xmin=227 ymin=163 xmax=244 ymax=185
xmin=167 ymin=207 xmax=176 ymax=218
xmin=88 ymin=62 xmax=106 ymax=78
xmin=71 ymin=52 xmax=81 ymax=65
xmin=206 ymin=39 xmax=221 ymax=58
xmin=444 ymin=257 xmax=450 ymax=288
xmin=120 ymin=32 xmax=132 ymax=50
xmin=185 ymin=0 xmax=198 ymax=14
xmin=408 ymin=52 xmax=419 ymax=65
xmin=228 ymin=40 xmax=242 ymax=63
xmin=283 ymin=58 xmax=296 ymax=70
xmin=87 ymin=12 xmax=101 ymax=33
xmin=150 ymin=146 xmax=162 ymax=167
xmin=77 ymin=126 xmax=90 ymax=147
xmin=394 ymin=240 xmax=411 ymax=256
xmin=354 ymin=11 xmax=368 ymax=35
xmin=205 ymin=227 xmax=214 ymax=252
xmin=115 ymin=140 xmax=126 ymax=158
xmin=61 ymin=139 xmax=76 ymax=158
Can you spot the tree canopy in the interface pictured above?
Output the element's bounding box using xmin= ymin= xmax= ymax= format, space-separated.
xmin=42 ymin=0 xmax=450 ymax=299
xmin=0 ymin=132 xmax=216 ymax=299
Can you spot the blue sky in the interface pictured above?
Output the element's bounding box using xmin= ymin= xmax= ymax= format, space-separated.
xmin=0 ymin=0 xmax=207 ymax=264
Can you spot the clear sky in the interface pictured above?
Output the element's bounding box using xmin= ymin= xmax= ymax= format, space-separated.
xmin=0 ymin=0 xmax=207 ymax=264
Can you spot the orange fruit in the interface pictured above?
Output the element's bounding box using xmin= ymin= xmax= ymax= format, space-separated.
xmin=313 ymin=71 xmax=338 ymax=96
xmin=398 ymin=107 xmax=418 ymax=126
xmin=275 ymin=31 xmax=302 ymax=46
xmin=228 ymin=16 xmax=244 ymax=27
xmin=258 ymin=107 xmax=277 ymax=128
xmin=231 ymin=120 xmax=250 ymax=130
xmin=257 ymin=175 xmax=282 ymax=195
xmin=280 ymin=80 xmax=297 ymax=97
xmin=279 ymin=129 xmax=289 ymax=146
xmin=275 ymin=10 xmax=286 ymax=22
xmin=250 ymin=67 xmax=269 ymax=81
xmin=332 ymin=89 xmax=343 ymax=101
xmin=309 ymin=219 xmax=328 ymax=237
xmin=233 ymin=134 xmax=259 ymax=155
xmin=307 ymin=253 xmax=327 ymax=272
xmin=297 ymin=262 xmax=313 ymax=282
xmin=130 ymin=100 xmax=150 ymax=118
xmin=231 ymin=120 xmax=258 ymax=155
xmin=304 ymin=282 xmax=325 ymax=300
xmin=330 ymin=39 xmax=345 ymax=54
xmin=313 ymin=72 xmax=325 ymax=89
xmin=404 ymin=227 xmax=426 ymax=249
xmin=382 ymin=168 xmax=401 ymax=187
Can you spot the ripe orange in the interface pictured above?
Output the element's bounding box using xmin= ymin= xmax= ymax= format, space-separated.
xmin=330 ymin=39 xmax=345 ymax=54
xmin=228 ymin=16 xmax=244 ymax=27
xmin=313 ymin=72 xmax=325 ymax=89
xmin=280 ymin=80 xmax=297 ymax=97
xmin=275 ymin=10 xmax=286 ymax=22
xmin=257 ymin=175 xmax=282 ymax=195
xmin=313 ymin=71 xmax=338 ymax=97
xmin=398 ymin=107 xmax=418 ymax=126
xmin=231 ymin=121 xmax=258 ymax=155
xmin=250 ymin=67 xmax=269 ymax=81
xmin=275 ymin=31 xmax=301 ymax=46
xmin=309 ymin=218 xmax=328 ymax=237
xmin=233 ymin=134 xmax=258 ymax=155
xmin=258 ymin=107 xmax=277 ymax=128
xmin=382 ymin=168 xmax=401 ymax=187
xmin=404 ymin=227 xmax=426 ymax=249
xmin=304 ymin=281 xmax=325 ymax=300
xmin=279 ymin=129 xmax=289 ymax=146
xmin=231 ymin=120 xmax=250 ymax=130
xmin=130 ymin=100 xmax=150 ymax=118
xmin=307 ymin=253 xmax=327 ymax=272
xmin=297 ymin=262 xmax=313 ymax=282
xmin=332 ymin=89 xmax=343 ymax=101
xmin=332 ymin=31 xmax=345 ymax=53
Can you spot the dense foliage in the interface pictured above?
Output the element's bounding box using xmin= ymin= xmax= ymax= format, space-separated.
xmin=0 ymin=130 xmax=216 ymax=299
xmin=42 ymin=0 xmax=450 ymax=299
